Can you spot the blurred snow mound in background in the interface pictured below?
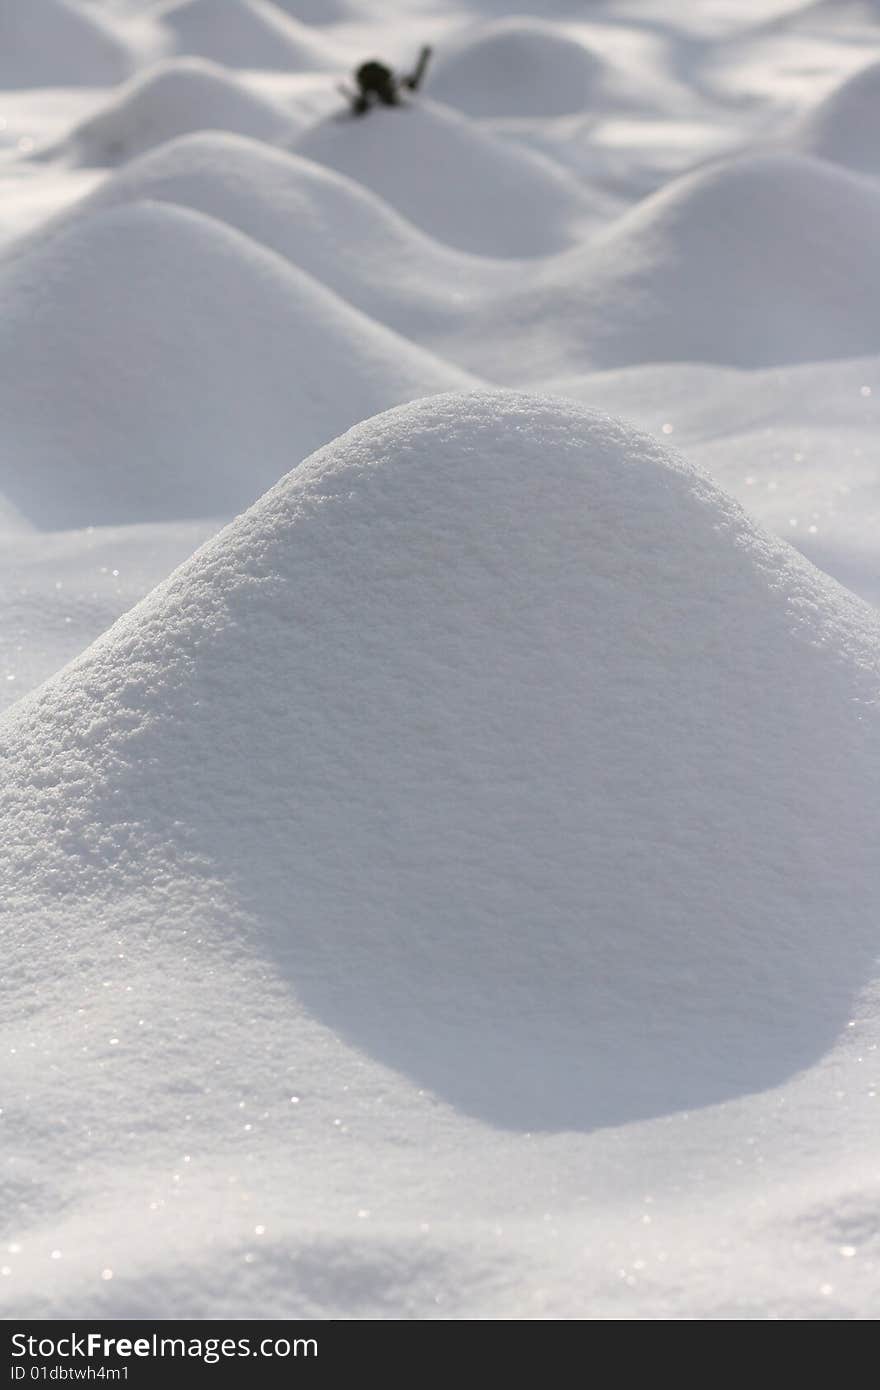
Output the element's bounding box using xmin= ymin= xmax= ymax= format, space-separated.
xmin=794 ymin=59 xmax=880 ymax=178
xmin=0 ymin=200 xmax=473 ymax=527
xmin=427 ymin=17 xmax=603 ymax=118
xmin=62 ymin=58 xmax=301 ymax=165
xmin=157 ymin=0 xmax=341 ymax=72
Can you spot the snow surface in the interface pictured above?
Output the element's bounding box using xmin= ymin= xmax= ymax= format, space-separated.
xmin=294 ymin=100 xmax=611 ymax=257
xmin=157 ymin=0 xmax=342 ymax=73
xmin=21 ymin=132 xmax=520 ymax=340
xmin=5 ymin=390 xmax=880 ymax=1319
xmin=542 ymin=356 xmax=880 ymax=608
xmin=793 ymin=58 xmax=880 ymax=177
xmin=427 ymin=18 xmax=604 ymax=118
xmin=4 ymin=0 xmax=880 ymax=1323
xmin=59 ymin=59 xmax=303 ymax=166
xmin=0 ymin=199 xmax=473 ymax=527
xmin=436 ymin=152 xmax=880 ymax=378
xmin=0 ymin=0 xmax=134 ymax=89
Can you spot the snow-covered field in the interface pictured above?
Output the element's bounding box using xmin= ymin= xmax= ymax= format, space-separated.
xmin=2 ymin=0 xmax=880 ymax=1322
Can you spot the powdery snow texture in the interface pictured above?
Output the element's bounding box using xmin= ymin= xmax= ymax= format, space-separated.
xmin=4 ymin=0 xmax=880 ymax=1326
xmin=4 ymin=393 xmax=879 ymax=1136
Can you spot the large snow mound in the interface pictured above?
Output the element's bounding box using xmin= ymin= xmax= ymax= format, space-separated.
xmin=35 ymin=132 xmax=517 ymax=338
xmin=5 ymin=392 xmax=879 ymax=1133
xmin=0 ymin=0 xmax=132 ymax=89
xmin=449 ymin=152 xmax=880 ymax=378
xmin=294 ymin=101 xmax=609 ymax=257
xmin=158 ymin=0 xmax=341 ymax=72
xmin=427 ymin=18 xmax=602 ymax=118
xmin=794 ymin=59 xmax=880 ymax=177
xmin=0 ymin=200 xmax=474 ymax=529
xmin=62 ymin=59 xmax=302 ymax=166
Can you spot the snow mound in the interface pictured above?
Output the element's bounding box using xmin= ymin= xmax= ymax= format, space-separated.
xmin=541 ymin=356 xmax=880 ymax=606
xmin=158 ymin=0 xmax=340 ymax=72
xmin=0 ymin=0 xmax=132 ymax=89
xmin=453 ymin=152 xmax=880 ymax=378
xmin=5 ymin=392 xmax=879 ymax=1131
xmin=0 ymin=201 xmax=474 ymax=529
xmin=38 ymin=132 xmax=515 ymax=337
xmin=272 ymin=0 xmax=351 ymax=19
xmin=794 ymin=60 xmax=880 ymax=178
xmin=62 ymin=60 xmax=301 ymax=167
xmin=428 ymin=18 xmax=602 ymax=118
xmin=295 ymin=100 xmax=607 ymax=257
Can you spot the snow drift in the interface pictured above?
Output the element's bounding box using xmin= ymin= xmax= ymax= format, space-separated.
xmin=4 ymin=392 xmax=879 ymax=1134
xmin=794 ymin=59 xmax=880 ymax=178
xmin=0 ymin=201 xmax=474 ymax=528
xmin=272 ymin=0 xmax=351 ymax=20
xmin=541 ymin=355 xmax=880 ymax=606
xmin=449 ymin=152 xmax=880 ymax=378
xmin=427 ymin=18 xmax=602 ymax=118
xmin=61 ymin=59 xmax=302 ymax=166
xmin=294 ymin=101 xmax=608 ymax=257
xmin=158 ymin=0 xmax=340 ymax=72
xmin=0 ymin=0 xmax=133 ymax=89
xmin=32 ymin=132 xmax=516 ymax=339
